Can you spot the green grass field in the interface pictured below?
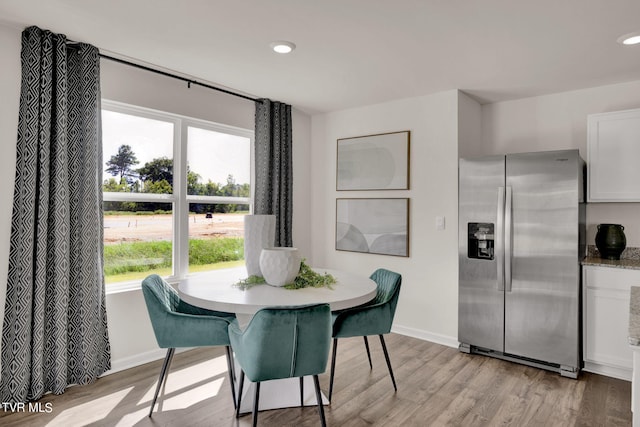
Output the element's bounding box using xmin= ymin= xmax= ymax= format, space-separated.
xmin=104 ymin=237 xmax=244 ymax=284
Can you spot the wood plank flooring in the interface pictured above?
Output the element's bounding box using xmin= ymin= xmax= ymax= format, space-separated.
xmin=0 ymin=333 xmax=632 ymax=426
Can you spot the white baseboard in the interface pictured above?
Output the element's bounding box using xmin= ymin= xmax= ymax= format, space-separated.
xmin=583 ymin=361 xmax=632 ymax=382
xmin=101 ymin=327 xmax=457 ymax=378
xmin=101 ymin=347 xmax=192 ymax=377
xmin=391 ymin=324 xmax=459 ymax=349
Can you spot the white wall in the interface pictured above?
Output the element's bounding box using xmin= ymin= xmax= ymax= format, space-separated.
xmin=4 ymin=17 xmax=640 ymax=375
xmin=308 ymin=81 xmax=640 ymax=346
xmin=309 ymin=90 xmax=470 ymax=346
xmin=482 ymin=81 xmax=640 ymax=247
xmin=0 ymin=22 xmax=313 ymax=373
xmin=0 ymin=23 xmax=21 ymax=360
xmin=458 ymin=92 xmax=483 ymax=158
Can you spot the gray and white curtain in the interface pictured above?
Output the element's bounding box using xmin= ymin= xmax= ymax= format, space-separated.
xmin=1 ymin=26 xmax=110 ymax=403
xmin=254 ymin=99 xmax=293 ymax=247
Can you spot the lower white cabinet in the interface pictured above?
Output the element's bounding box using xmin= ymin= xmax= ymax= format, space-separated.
xmin=583 ymin=265 xmax=640 ymax=381
xmin=631 ymin=347 xmax=640 ymax=426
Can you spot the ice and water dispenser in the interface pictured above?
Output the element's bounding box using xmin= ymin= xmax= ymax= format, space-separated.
xmin=468 ymin=223 xmax=494 ymax=260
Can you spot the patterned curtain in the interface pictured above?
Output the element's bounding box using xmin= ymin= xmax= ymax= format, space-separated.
xmin=1 ymin=26 xmax=111 ymax=403
xmin=254 ymin=99 xmax=293 ymax=247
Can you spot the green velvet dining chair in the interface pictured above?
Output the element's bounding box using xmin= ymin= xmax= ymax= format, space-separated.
xmin=328 ymin=268 xmax=402 ymax=401
xmin=228 ymin=303 xmax=331 ymax=427
xmin=141 ymin=274 xmax=238 ymax=417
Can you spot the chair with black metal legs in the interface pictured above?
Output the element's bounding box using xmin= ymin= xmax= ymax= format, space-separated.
xmin=229 ymin=303 xmax=331 ymax=427
xmin=141 ymin=274 xmax=238 ymax=417
xmin=328 ymin=268 xmax=402 ymax=401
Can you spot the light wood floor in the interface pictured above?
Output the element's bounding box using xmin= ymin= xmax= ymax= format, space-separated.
xmin=0 ymin=333 xmax=632 ymax=426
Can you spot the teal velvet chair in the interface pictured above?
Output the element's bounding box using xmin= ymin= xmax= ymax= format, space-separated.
xmin=141 ymin=274 xmax=238 ymax=417
xmin=328 ymin=268 xmax=402 ymax=401
xmin=228 ymin=303 xmax=331 ymax=427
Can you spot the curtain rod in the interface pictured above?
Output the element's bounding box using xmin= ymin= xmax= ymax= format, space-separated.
xmin=99 ymin=53 xmax=259 ymax=103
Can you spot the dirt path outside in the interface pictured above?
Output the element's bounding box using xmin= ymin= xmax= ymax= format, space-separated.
xmin=104 ymin=213 xmax=245 ymax=244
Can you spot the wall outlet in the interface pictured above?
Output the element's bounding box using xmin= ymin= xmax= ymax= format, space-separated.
xmin=436 ymin=216 xmax=445 ymax=230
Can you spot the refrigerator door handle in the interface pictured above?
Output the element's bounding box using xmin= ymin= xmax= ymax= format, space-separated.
xmin=496 ymin=187 xmax=505 ymax=291
xmin=505 ymin=186 xmax=513 ymax=292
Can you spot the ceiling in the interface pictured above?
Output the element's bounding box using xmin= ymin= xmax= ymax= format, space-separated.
xmin=1 ymin=0 xmax=640 ymax=114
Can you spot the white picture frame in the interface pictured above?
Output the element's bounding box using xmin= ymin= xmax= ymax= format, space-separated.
xmin=336 ymin=131 xmax=410 ymax=191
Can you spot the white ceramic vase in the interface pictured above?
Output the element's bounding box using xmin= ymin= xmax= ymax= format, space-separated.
xmin=244 ymin=214 xmax=276 ymax=277
xmin=259 ymin=247 xmax=302 ymax=287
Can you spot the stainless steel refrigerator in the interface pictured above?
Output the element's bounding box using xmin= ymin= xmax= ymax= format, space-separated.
xmin=458 ymin=149 xmax=585 ymax=378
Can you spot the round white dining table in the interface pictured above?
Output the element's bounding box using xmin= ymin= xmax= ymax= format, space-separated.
xmin=178 ymin=266 xmax=377 ymax=316
xmin=177 ymin=265 xmax=377 ymax=413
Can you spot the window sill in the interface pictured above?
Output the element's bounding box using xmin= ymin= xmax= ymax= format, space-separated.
xmin=104 ymin=267 xmax=245 ymax=295
xmin=105 ymin=276 xmax=186 ymax=295
xmin=105 ymin=280 xmax=143 ymax=295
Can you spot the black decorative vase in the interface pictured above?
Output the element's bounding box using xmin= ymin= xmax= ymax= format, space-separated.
xmin=595 ymin=224 xmax=626 ymax=260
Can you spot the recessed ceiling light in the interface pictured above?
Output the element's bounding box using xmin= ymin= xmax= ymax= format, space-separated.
xmin=270 ymin=41 xmax=296 ymax=54
xmin=617 ymin=32 xmax=640 ymax=45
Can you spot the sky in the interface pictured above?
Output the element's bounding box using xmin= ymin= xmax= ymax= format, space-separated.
xmin=101 ymin=110 xmax=250 ymax=185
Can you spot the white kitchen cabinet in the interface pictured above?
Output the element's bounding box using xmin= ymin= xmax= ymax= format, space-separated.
xmin=588 ymin=108 xmax=640 ymax=202
xmin=632 ymin=347 xmax=640 ymax=426
xmin=583 ymin=265 xmax=640 ymax=380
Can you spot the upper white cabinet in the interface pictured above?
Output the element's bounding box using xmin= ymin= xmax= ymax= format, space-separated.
xmin=588 ymin=108 xmax=640 ymax=202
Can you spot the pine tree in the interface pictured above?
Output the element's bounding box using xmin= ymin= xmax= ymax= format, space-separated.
xmin=105 ymin=144 xmax=139 ymax=182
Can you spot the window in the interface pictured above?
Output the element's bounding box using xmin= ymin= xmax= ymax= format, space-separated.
xmin=102 ymin=100 xmax=252 ymax=289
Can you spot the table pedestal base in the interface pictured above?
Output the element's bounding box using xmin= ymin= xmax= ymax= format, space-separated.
xmin=236 ymin=374 xmax=329 ymax=414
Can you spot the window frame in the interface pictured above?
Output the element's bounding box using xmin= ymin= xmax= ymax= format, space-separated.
xmin=102 ymin=100 xmax=254 ymax=292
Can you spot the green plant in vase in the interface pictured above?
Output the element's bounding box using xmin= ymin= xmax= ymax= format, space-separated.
xmin=234 ymin=259 xmax=336 ymax=290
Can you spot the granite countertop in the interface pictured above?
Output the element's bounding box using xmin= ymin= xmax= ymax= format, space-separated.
xmin=582 ymin=257 xmax=640 ymax=270
xmin=582 ymin=246 xmax=640 ymax=270
xmin=630 ymin=286 xmax=640 ymax=345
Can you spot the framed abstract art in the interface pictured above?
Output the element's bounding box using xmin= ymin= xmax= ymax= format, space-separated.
xmin=335 ymin=198 xmax=409 ymax=257
xmin=336 ymin=131 xmax=410 ymax=191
